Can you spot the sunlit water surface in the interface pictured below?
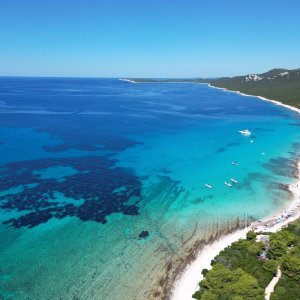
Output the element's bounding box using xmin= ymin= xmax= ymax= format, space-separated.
xmin=0 ymin=78 xmax=299 ymax=299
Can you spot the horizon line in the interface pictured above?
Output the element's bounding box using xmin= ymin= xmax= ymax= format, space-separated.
xmin=0 ymin=66 xmax=298 ymax=80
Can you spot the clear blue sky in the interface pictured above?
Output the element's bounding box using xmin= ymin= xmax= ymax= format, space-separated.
xmin=1 ymin=0 xmax=300 ymax=77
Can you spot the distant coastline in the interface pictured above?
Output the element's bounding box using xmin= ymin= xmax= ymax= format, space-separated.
xmin=122 ymin=77 xmax=300 ymax=117
xmin=123 ymin=67 xmax=300 ymax=110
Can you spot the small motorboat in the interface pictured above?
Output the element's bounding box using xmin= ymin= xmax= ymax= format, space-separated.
xmin=232 ymin=162 xmax=238 ymax=166
xmin=250 ymin=140 xmax=254 ymax=143
xmin=238 ymin=129 xmax=251 ymax=136
xmin=230 ymin=178 xmax=238 ymax=184
xmin=205 ymin=183 xmax=212 ymax=189
xmin=224 ymin=181 xmax=232 ymax=187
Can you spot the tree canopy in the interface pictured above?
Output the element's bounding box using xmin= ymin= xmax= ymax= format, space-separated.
xmin=196 ymin=263 xmax=264 ymax=300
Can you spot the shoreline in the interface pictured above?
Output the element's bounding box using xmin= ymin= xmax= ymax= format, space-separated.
xmin=122 ymin=78 xmax=300 ymax=299
xmin=123 ymin=78 xmax=300 ymax=115
xmin=171 ymin=161 xmax=300 ymax=300
xmin=170 ymin=84 xmax=300 ymax=299
xmin=207 ymin=83 xmax=300 ymax=115
xmin=170 ymin=227 xmax=249 ymax=300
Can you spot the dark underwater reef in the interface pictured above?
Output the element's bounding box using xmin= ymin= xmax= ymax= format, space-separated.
xmin=0 ymin=156 xmax=142 ymax=228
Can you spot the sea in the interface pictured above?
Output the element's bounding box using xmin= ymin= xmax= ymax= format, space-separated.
xmin=0 ymin=77 xmax=300 ymax=299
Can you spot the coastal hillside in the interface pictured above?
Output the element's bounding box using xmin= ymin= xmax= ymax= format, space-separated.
xmin=206 ymin=68 xmax=300 ymax=107
xmin=130 ymin=68 xmax=300 ymax=108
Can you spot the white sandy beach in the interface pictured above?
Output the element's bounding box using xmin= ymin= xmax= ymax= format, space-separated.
xmin=171 ymin=227 xmax=249 ymax=300
xmin=207 ymin=84 xmax=300 ymax=115
xmin=171 ymin=167 xmax=300 ymax=300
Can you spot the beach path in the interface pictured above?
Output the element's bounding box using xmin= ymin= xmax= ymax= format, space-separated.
xmin=265 ymin=267 xmax=282 ymax=300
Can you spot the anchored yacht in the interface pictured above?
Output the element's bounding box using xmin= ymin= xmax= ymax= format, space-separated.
xmin=238 ymin=129 xmax=251 ymax=136
xmin=205 ymin=183 xmax=212 ymax=189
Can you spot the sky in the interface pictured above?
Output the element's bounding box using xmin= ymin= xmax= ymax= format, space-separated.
xmin=1 ymin=0 xmax=300 ymax=78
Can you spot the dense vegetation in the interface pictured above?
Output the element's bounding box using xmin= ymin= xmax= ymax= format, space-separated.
xmin=192 ymin=219 xmax=300 ymax=300
xmin=205 ymin=68 xmax=300 ymax=108
xmin=197 ymin=263 xmax=264 ymax=300
xmin=271 ymin=221 xmax=300 ymax=300
xmin=131 ymin=68 xmax=300 ymax=108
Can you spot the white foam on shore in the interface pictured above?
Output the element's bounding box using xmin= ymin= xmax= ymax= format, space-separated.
xmin=119 ymin=78 xmax=136 ymax=83
xmin=171 ymin=162 xmax=300 ymax=299
xmin=207 ymin=84 xmax=300 ymax=115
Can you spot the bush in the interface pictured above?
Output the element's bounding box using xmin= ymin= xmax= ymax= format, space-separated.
xmin=195 ymin=263 xmax=264 ymax=300
xmin=199 ymin=290 xmax=218 ymax=300
xmin=247 ymin=242 xmax=264 ymax=255
xmin=282 ymin=255 xmax=300 ymax=280
xmin=273 ymin=230 xmax=296 ymax=246
xmin=246 ymin=230 xmax=257 ymax=241
xmin=268 ymin=237 xmax=288 ymax=259
xmin=263 ymin=260 xmax=278 ymax=276
xmin=192 ymin=290 xmax=202 ymax=299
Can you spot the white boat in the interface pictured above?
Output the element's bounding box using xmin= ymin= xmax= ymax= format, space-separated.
xmin=238 ymin=129 xmax=251 ymax=136
xmin=230 ymin=178 xmax=238 ymax=184
xmin=231 ymin=162 xmax=238 ymax=166
xmin=205 ymin=183 xmax=212 ymax=189
xmin=224 ymin=181 xmax=232 ymax=187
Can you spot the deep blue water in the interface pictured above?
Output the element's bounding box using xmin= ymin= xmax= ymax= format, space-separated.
xmin=0 ymin=77 xmax=300 ymax=299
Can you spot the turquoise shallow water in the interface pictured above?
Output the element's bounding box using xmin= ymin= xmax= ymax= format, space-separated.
xmin=0 ymin=78 xmax=300 ymax=299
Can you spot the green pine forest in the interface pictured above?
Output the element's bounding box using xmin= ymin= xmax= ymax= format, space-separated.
xmin=204 ymin=68 xmax=300 ymax=108
xmin=192 ymin=220 xmax=300 ymax=300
